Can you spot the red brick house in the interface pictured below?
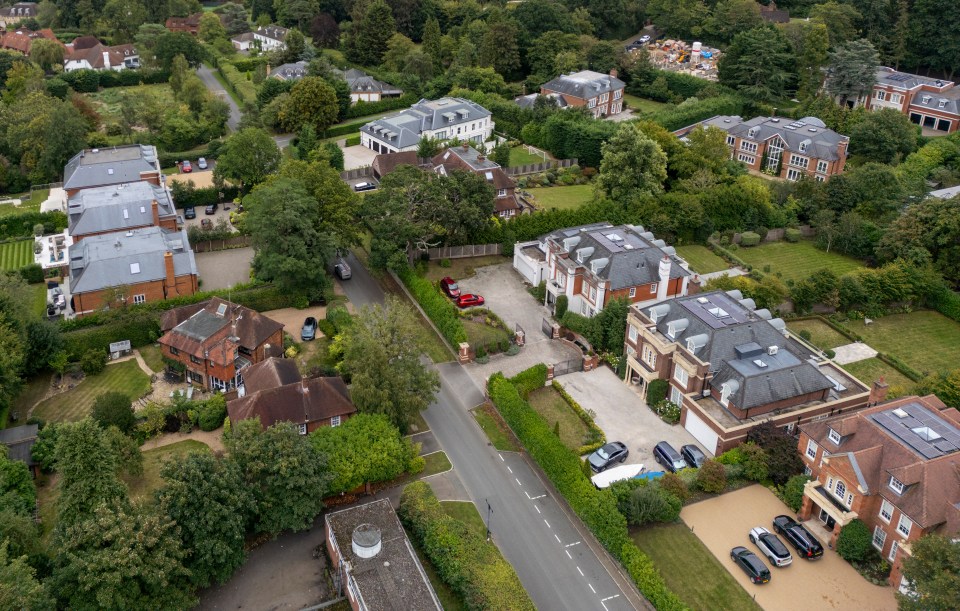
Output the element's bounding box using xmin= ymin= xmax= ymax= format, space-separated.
xmin=797 ymin=394 xmax=960 ymax=591
xmin=159 ymin=298 xmax=284 ymax=392
xmin=431 ymin=145 xmax=521 ymax=218
xmin=540 ymin=70 xmax=625 ymax=117
xmin=165 ymin=13 xmax=203 ymax=35
xmin=67 ymin=180 xmax=179 ymax=242
xmin=227 ymin=357 xmax=356 ymax=434
xmin=851 ymin=67 xmax=960 ymax=134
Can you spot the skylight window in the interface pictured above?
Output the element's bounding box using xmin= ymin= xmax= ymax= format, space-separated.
xmin=129 ymin=262 xmax=140 ymax=274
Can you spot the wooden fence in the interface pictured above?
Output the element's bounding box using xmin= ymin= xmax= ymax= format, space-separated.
xmin=421 ymin=243 xmax=503 ymax=260
xmin=340 ymin=167 xmax=373 ymax=181
xmin=505 ymin=158 xmax=578 ymax=176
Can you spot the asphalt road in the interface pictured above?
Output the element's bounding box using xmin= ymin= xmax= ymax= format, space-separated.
xmin=339 ymin=252 xmax=644 ymax=611
xmin=197 ymin=63 xmax=240 ymax=132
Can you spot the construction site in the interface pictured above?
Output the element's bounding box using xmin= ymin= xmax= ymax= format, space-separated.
xmin=626 ymin=39 xmax=722 ymax=82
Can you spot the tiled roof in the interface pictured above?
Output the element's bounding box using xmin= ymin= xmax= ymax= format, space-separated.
xmin=0 ymin=424 xmax=38 ymax=466
xmin=63 ymin=145 xmax=159 ymax=191
xmin=160 ymin=297 xmax=283 ymax=355
xmin=514 ymin=92 xmax=567 ymax=110
xmin=693 ymin=115 xmax=849 ymax=162
xmin=362 ymin=97 xmax=492 ymax=150
xmin=875 ymin=67 xmax=954 ymax=91
xmin=242 ymin=357 xmax=302 ymax=395
xmin=228 ymin=375 xmax=356 ymax=429
xmin=909 ymin=88 xmax=960 ymax=117
xmin=541 ymin=70 xmax=625 ymax=100
xmin=67 ymin=180 xmax=175 ymax=237
xmin=332 ymin=68 xmax=403 ymax=96
xmin=372 ymin=151 xmax=426 ymax=177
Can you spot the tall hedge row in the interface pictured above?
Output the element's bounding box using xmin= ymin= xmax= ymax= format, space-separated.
xmin=0 ymin=211 xmax=67 ymax=241
xmin=218 ymin=63 xmax=257 ymax=106
xmin=323 ymin=118 xmax=371 ymax=139
xmin=345 ymin=94 xmax=417 ymax=119
xmin=487 ymin=369 xmax=687 ymax=611
xmin=397 ymin=268 xmax=468 ymax=348
xmin=58 ymin=68 xmax=170 ymax=93
xmin=399 ymin=482 xmax=536 ymax=611
xmin=62 ymin=309 xmax=160 ymax=360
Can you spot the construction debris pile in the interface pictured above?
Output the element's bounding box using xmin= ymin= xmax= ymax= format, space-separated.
xmin=627 ymin=39 xmax=722 ymax=81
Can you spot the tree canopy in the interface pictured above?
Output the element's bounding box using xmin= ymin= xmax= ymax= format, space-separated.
xmin=214 ymin=128 xmax=281 ymax=188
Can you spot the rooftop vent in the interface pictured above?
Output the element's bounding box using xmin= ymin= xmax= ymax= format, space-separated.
xmin=771 ymin=118 xmax=780 ymax=123
xmin=892 ymin=408 xmax=909 ymax=419
xmin=605 ymin=233 xmax=623 ymax=242
xmin=129 ymin=262 xmax=140 ymax=274
xmin=352 ymin=524 xmax=382 ymax=559
xmin=107 ymin=168 xmax=114 ymax=175
xmin=753 ymin=359 xmax=768 ymax=368
xmin=768 ymin=345 xmax=778 ymax=356
xmin=696 ymin=297 xmax=709 ymax=304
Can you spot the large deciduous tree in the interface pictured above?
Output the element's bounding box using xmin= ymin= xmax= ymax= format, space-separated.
xmin=719 ymin=25 xmax=797 ymax=102
xmin=274 ymin=157 xmax=360 ymax=248
xmin=877 ymin=194 xmax=960 ymax=282
xmin=0 ymin=541 xmax=52 ymax=611
xmin=825 ymin=39 xmax=880 ymax=107
xmin=340 ymin=298 xmax=441 ymax=433
xmin=596 ymin=122 xmax=667 ymax=202
xmin=275 ymin=0 xmax=319 ymax=30
xmin=278 ymin=76 xmax=338 ymax=133
xmin=52 ymin=419 xmax=128 ymax=530
xmin=848 ymin=108 xmax=918 ymax=164
xmin=91 ymin=391 xmax=136 ymax=435
xmin=897 ymin=534 xmax=960 ymax=610
xmin=810 ymin=1 xmax=862 ymax=47
xmin=214 ymin=128 xmax=281 ymax=188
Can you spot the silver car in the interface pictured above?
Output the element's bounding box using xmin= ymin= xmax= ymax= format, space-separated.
xmin=749 ymin=526 xmax=793 ymax=567
xmin=334 ymin=258 xmax=351 ymax=280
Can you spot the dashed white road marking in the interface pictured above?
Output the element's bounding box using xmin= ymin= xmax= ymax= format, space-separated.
xmin=535 ymin=505 xmax=541 ymax=514
xmin=565 ymin=541 xmax=581 ymax=548
xmin=589 ymin=584 xmax=596 ymax=594
xmin=507 ymin=466 xmax=513 ymax=473
xmin=543 ymin=519 xmax=551 ymax=528
xmin=515 ymin=478 xmax=522 ymax=486
xmin=498 ymin=454 xmax=504 ymax=462
xmin=524 ymin=491 xmax=546 ymax=500
xmin=565 ymin=550 xmax=572 ymax=559
xmin=554 ymin=534 xmax=562 ymax=543
xmin=577 ymin=566 xmax=584 ymax=577
xmin=601 ymin=595 xmax=621 ymax=602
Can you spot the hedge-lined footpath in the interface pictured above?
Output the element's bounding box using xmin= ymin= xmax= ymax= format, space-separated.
xmin=397 ymin=267 xmax=468 ymax=348
xmin=551 ymin=380 xmax=605 ymax=455
xmin=399 ymin=481 xmax=535 ymax=611
xmin=488 ymin=367 xmax=686 ymax=611
xmin=218 ymin=63 xmax=257 ymax=107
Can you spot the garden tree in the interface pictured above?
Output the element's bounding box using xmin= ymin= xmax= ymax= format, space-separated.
xmin=908 ymin=0 xmax=960 ymax=79
xmin=849 ymin=108 xmax=917 ymax=164
xmin=101 ymin=0 xmax=147 ymax=42
xmin=339 ymin=298 xmax=441 ymax=433
xmin=251 ymin=0 xmax=275 ymax=21
xmin=22 ymin=319 xmax=62 ymax=377
xmin=91 ymin=391 xmax=136 ymax=435
xmin=825 ymin=39 xmax=880 ymax=107
xmin=512 ymin=0 xmax=575 ymax=58
xmin=670 ymin=125 xmax=730 ymax=178
xmin=404 ymin=51 xmax=434 ymax=82
xmin=37 ymin=0 xmax=59 ymax=27
xmin=0 ymin=541 xmax=52 ymax=611
xmin=275 ymin=0 xmax=320 ymax=29
xmin=836 ymin=519 xmax=873 ymax=563
xmin=616 ymin=481 xmax=681 ymax=525
xmin=877 ymin=195 xmax=960 ymax=283
xmin=198 ymin=11 xmax=228 ymax=43
xmin=49 ymin=502 xmax=195 ymax=609
xmin=810 ymin=1 xmax=862 ymax=48
xmin=526 ymin=31 xmax=581 ymax=80
xmin=595 ymin=123 xmax=667 ymax=202
xmin=0 ymin=447 xmax=35 ymax=517
xmin=319 ymin=141 xmax=345 ymax=171
xmin=214 ymin=128 xmax=281 ymax=188
xmin=29 ymin=38 xmax=65 ymax=72
xmin=782 ymin=20 xmax=831 ymax=99
xmin=491 ymin=141 xmax=511 ymax=168
xmin=310 ymin=14 xmax=339 ymax=47
xmin=746 ymin=421 xmax=804 ymax=485
xmin=915 ymin=369 xmax=960 ymax=408
xmin=421 ymin=17 xmax=441 ymax=69
xmin=382 ymin=33 xmax=416 ymax=72
xmin=477 ymin=20 xmax=521 ymax=80
xmin=644 ymin=0 xmax=705 ymax=39
xmin=153 ymin=31 xmax=205 ymax=68
xmin=703 ymin=273 xmax=788 ymax=311
xmin=104 ymin=425 xmax=143 ymax=477
xmin=281 ymin=27 xmax=307 ymax=63
xmin=696 ymin=459 xmax=727 ymax=493
xmin=417 ymin=135 xmax=441 ymax=158
xmin=310 ymin=414 xmax=421 ymax=493
xmin=52 ymin=419 xmax=128 ymax=529
xmin=348 ymin=0 xmax=396 ymax=66
xmin=706 ymin=0 xmax=763 ymax=45
xmin=295 ymin=123 xmax=318 ymax=160
xmin=0 ymin=313 xmax=25 ymax=423
xmin=791 ymin=269 xmax=841 ymax=312
xmin=156 ymin=452 xmax=254 ymax=587
xmin=450 ymin=66 xmax=510 ymax=95
xmin=846 ymin=162 xmax=904 ymax=221
xmin=168 ymin=53 xmax=190 ymax=95
xmin=134 ymin=23 xmax=168 ymax=62
xmin=245 ymin=178 xmax=337 ymax=301
xmin=217 ymin=2 xmax=250 ymax=35
xmin=279 ymin=76 xmax=338 ymax=132
xmin=898 ymin=534 xmax=960 ymax=610
xmin=782 ymin=474 xmax=810 ymax=511
xmin=890 ymin=0 xmax=909 ymax=69
xmin=224 ymin=420 xmax=333 ymax=535
xmin=274 ymin=157 xmax=361 ymax=247
xmin=719 ymin=25 xmax=797 ymax=102
xmin=584 ymin=40 xmax=620 ymax=75
xmin=4 ymin=61 xmax=45 ymax=103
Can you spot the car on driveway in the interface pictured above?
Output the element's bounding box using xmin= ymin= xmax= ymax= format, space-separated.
xmin=197 ymin=157 xmax=208 ymax=170
xmin=588 ymin=441 xmax=629 ymax=472
xmin=334 ymin=258 xmax=351 ymax=280
xmin=772 ymin=515 xmax=824 ymax=560
xmin=456 ymin=294 xmax=485 ymax=308
xmin=681 ymin=444 xmax=706 ymax=468
xmin=653 ymin=441 xmax=688 ymax=473
xmin=205 ymin=203 xmax=218 ymax=215
xmin=182 ymin=160 xmax=192 ymax=173
xmin=730 ymin=547 xmax=771 ymax=584
xmin=184 ymin=207 xmax=196 ymax=219
xmin=749 ymin=526 xmax=793 ymax=567
xmin=639 ymin=34 xmax=651 ymax=43
xmin=301 ymin=317 xmax=317 ymax=341
xmin=440 ymin=276 xmax=461 ymax=298
xmin=200 ymin=218 xmax=213 ymax=229
xmin=353 ymin=181 xmax=376 ymax=192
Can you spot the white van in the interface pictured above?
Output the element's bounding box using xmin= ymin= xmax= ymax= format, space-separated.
xmin=353 ymin=182 xmax=376 ymax=192
xmin=590 ymin=464 xmax=645 ymax=489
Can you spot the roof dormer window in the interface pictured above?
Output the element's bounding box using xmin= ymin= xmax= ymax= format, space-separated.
xmin=827 ymin=428 xmax=841 ymax=444
xmin=888 ymin=476 xmax=904 ymax=495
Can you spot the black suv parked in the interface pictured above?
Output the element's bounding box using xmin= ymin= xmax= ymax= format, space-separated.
xmin=772 ymin=515 xmax=824 ymax=559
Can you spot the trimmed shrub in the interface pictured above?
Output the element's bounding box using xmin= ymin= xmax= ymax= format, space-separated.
xmin=92 ymin=391 xmax=136 ymax=434
xmin=399 ymin=482 xmax=536 ymax=611
xmin=555 ymin=294 xmax=568 ymax=318
xmin=785 ymin=228 xmax=802 ymax=242
xmin=658 ymin=472 xmax=690 ymax=504
xmin=739 ymin=442 xmax=769 ymax=482
xmin=646 ymin=379 xmax=669 ymax=404
xmin=740 ymin=231 xmax=762 ymax=247
xmin=322 ymin=119 xmax=370 ymax=139
xmin=198 ymin=395 xmax=227 ymax=431
xmin=79 ymin=348 xmax=107 ymax=375
xmin=782 ymin=474 xmax=810 ymax=512
xmin=528 ymin=281 xmax=546 ymax=303
xmin=218 ymin=63 xmax=257 ymax=106
xmin=836 ymin=519 xmax=873 ymax=563
xmin=798 ymin=329 xmax=812 ymax=341
xmin=551 ymin=380 xmax=605 ymax=453
xmin=620 ymin=544 xmax=687 ymax=611
xmin=344 ymin=134 xmax=361 ymax=146
xmin=396 ymin=268 xmax=468 ymax=348
xmin=62 ymin=310 xmax=160 ymax=360
xmin=510 ymin=364 xmax=547 ymax=398
xmin=624 ymin=483 xmax=682 ymax=525
xmin=325 ymin=305 xmax=354 ymax=334
xmin=696 ymin=459 xmax=727 ymax=494
xmin=18 ymin=263 xmax=43 ymax=284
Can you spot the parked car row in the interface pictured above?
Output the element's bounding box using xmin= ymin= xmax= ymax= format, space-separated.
xmin=731 ymin=516 xmax=824 ymax=586
xmin=179 ymin=158 xmax=208 ymax=173
xmin=440 ymin=276 xmax=484 ymax=308
xmin=652 ymin=441 xmax=706 ymax=473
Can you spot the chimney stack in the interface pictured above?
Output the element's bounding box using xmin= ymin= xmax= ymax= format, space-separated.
xmin=609 ymin=68 xmax=618 ymax=78
xmin=102 ymin=50 xmax=110 ymax=70
xmin=151 ymin=199 xmax=160 ymax=227
xmin=462 ymin=143 xmax=469 ymax=151
xmin=477 ymin=154 xmax=485 ymax=162
xmin=656 ymin=255 xmax=670 ymax=302
xmin=164 ymin=251 xmax=177 ymax=297
xmin=869 ymin=377 xmax=889 ymax=405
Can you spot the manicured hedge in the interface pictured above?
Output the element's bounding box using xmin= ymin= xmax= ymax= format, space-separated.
xmin=62 ymin=309 xmax=160 ymax=360
xmin=396 ymin=267 xmax=468 ymax=348
xmin=343 ymin=134 xmax=361 ymax=146
xmin=510 ymin=363 xmax=546 ymax=398
xmin=58 ymin=68 xmax=170 ymax=92
xmin=323 ymin=119 xmax=372 ymax=139
xmin=487 ymin=370 xmax=686 ymax=610
xmin=400 ymin=482 xmax=535 ymax=610
xmin=345 ymin=93 xmax=417 ymax=119
xmin=649 ymin=95 xmax=744 ymax=132
xmin=551 ymin=380 xmax=605 ymax=454
xmin=0 ymin=211 xmax=67 ymax=241
xmin=218 ymin=63 xmax=257 ymax=106
xmin=740 ymin=231 xmax=761 ymax=247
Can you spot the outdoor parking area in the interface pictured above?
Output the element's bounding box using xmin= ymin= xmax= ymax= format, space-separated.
xmin=682 ymin=485 xmax=897 ymax=611
xmin=343 ymin=144 xmax=377 ymax=170
xmin=556 ymin=367 xmax=703 ymax=466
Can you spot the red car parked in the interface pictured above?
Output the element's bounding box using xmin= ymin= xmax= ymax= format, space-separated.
xmin=440 ymin=277 xmax=461 ymax=298
xmin=456 ymin=294 xmax=485 ymax=308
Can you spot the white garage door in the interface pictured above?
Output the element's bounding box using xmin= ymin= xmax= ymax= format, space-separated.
xmin=512 ymin=252 xmax=538 ymax=286
xmin=684 ymin=410 xmax=720 ymax=455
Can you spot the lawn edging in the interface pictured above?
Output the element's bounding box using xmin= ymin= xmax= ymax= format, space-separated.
xmin=551 ymin=380 xmax=606 ymax=455
xmin=488 ymin=367 xmax=687 ymax=611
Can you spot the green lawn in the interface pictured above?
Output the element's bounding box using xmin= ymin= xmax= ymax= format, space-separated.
xmin=124 ymin=440 xmax=211 ymax=502
xmin=733 ymin=240 xmax=864 ymax=283
xmin=441 ymin=501 xmax=486 ymax=537
xmin=841 ymin=358 xmax=915 ymax=398
xmin=0 ymin=239 xmax=34 ymax=271
xmin=526 ymin=185 xmax=594 ymax=211
xmin=849 ymin=310 xmax=960 ymax=375
xmin=508 ymin=146 xmax=546 ymax=167
xmin=527 ymin=386 xmax=591 ymax=452
xmin=787 ymin=318 xmax=851 ymax=351
xmin=86 ymin=84 xmax=176 ymax=128
xmin=417 ymin=315 xmax=455 ymax=363
xmin=137 ymin=344 xmax=165 ymax=374
xmin=422 ymin=255 xmax=505 ymax=283
xmin=0 ymin=189 xmax=47 ymax=216
xmin=632 ymin=523 xmax=762 ymax=611
xmin=675 ymin=245 xmax=728 ymax=275
xmin=472 ymin=403 xmax=519 ymax=452
xmin=28 ymin=283 xmax=47 ymax=318
xmin=623 ymin=93 xmax=672 ymax=115
xmin=10 ymin=374 xmax=51 ymax=426
xmin=32 ymin=360 xmax=151 ymax=423
xmin=462 ymin=319 xmax=511 ymax=351
xmin=421 ymin=451 xmax=452 ymax=477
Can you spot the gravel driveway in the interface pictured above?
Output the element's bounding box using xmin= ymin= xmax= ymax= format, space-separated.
xmin=682 ymin=485 xmax=897 ymax=611
xmin=556 ymin=367 xmax=702 ymax=465
xmin=194 ymin=247 xmax=253 ymax=291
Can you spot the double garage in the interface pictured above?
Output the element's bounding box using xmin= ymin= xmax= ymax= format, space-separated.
xmin=909 ymin=111 xmax=955 ymax=132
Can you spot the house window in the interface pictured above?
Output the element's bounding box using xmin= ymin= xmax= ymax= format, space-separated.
xmin=815 ymin=175 xmax=826 ymax=183
xmin=872 ymin=525 xmax=887 ymax=551
xmin=589 ymin=286 xmax=597 ymax=302
xmin=834 ymin=479 xmax=846 ymax=500
xmin=816 ymin=160 xmax=828 ymax=174
xmin=726 ymin=135 xmax=735 ymax=146
xmin=789 ymin=154 xmax=809 ymax=169
xmin=614 ymin=89 xmax=622 ymax=99
xmin=673 ymin=365 xmax=688 ymax=387
xmin=828 ymin=428 xmax=842 ymax=444
xmin=805 ymin=439 xmax=817 ymax=460
xmin=891 ymin=93 xmax=902 ymax=104
xmin=190 ymin=354 xmax=201 ymax=364
xmin=880 ymin=500 xmax=894 ymax=523
xmin=787 ymin=168 xmax=803 ymax=181
xmin=804 ymin=465 xmax=812 ymax=475
xmin=889 ymin=540 xmax=899 ymax=562
xmin=297 ymin=423 xmax=307 ymax=435
xmin=670 ymin=385 xmax=683 ymax=405
xmin=629 ymin=287 xmax=637 ymax=298
xmin=737 ymin=153 xmax=756 ymax=164
xmin=628 ymin=325 xmax=638 ymax=342
xmin=497 ymin=189 xmax=506 ymax=197
xmin=889 ymin=476 xmax=904 ymax=495
xmin=600 ymin=93 xmax=609 ymax=103
xmin=875 ymin=91 xmax=886 ymax=101
xmin=897 ymin=515 xmax=912 ymax=537
xmin=133 ymin=294 xmax=146 ymax=304
xmin=589 ymin=98 xmax=597 ymax=108
xmin=169 ymin=347 xmax=179 ymax=356
xmin=650 ymin=283 xmax=658 ymax=294
xmin=740 ymin=141 xmax=758 ymax=154
xmin=331 ymin=415 xmax=341 ymax=427
xmin=819 ymin=450 xmax=830 ymax=468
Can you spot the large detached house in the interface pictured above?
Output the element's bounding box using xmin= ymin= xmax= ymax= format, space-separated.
xmin=253 ymin=25 xmax=287 ymax=51
xmin=63 ymin=36 xmax=139 ymax=71
xmin=798 ymin=394 xmax=960 ymax=592
xmin=859 ymin=67 xmax=960 ymax=134
xmin=0 ymin=27 xmax=60 ymax=56
xmin=360 ymin=97 xmax=493 ymax=154
xmin=165 ymin=13 xmax=204 ymax=35
xmin=676 ymin=115 xmax=849 ymax=181
xmin=623 ymin=290 xmax=872 ymax=454
xmin=228 ymin=357 xmax=356 ymax=434
xmin=159 ymin=298 xmax=284 ymax=392
xmin=332 ymin=68 xmax=403 ymax=104
xmin=513 ymin=223 xmax=692 ymax=317
xmin=431 ymin=145 xmax=520 ymax=218
xmin=63 ymin=145 xmax=162 ymax=197
xmin=67 ymin=180 xmax=178 ymax=241
xmin=540 ymin=70 xmax=625 ymax=117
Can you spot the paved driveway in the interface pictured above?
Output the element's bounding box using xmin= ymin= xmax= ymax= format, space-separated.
xmin=342 ymin=144 xmax=377 ymax=170
xmin=682 ymin=485 xmax=896 ymax=611
xmin=194 ymin=247 xmax=253 ymax=291
xmin=556 ymin=367 xmax=702 ymax=465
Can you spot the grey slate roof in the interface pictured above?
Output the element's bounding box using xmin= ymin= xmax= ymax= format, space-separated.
xmin=542 ymin=223 xmax=690 ymax=291
xmin=0 ymin=424 xmax=38 ymax=466
xmin=68 ymin=226 xmax=196 ymax=294
xmin=435 ymin=145 xmax=499 ymax=171
xmin=541 ymin=70 xmax=625 ymax=100
xmin=909 ymin=87 xmax=960 ymax=117
xmin=362 ymin=97 xmax=491 ymax=150
xmin=68 ymin=180 xmax=175 ymax=237
xmin=875 ymin=67 xmax=954 ymax=91
xmin=255 ymin=25 xmax=288 ymax=42
xmin=63 ymin=145 xmax=159 ymax=191
xmin=333 ymin=68 xmax=403 ymax=96
xmin=689 ymin=115 xmax=849 ymax=162
xmin=647 ymin=291 xmax=833 ymax=407
xmin=270 ymin=60 xmax=307 ymax=80
xmin=929 ymin=185 xmax=960 ymax=199
xmin=514 ymin=92 xmax=568 ymax=110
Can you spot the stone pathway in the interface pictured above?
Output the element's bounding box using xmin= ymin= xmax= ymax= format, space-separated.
xmin=698 ymin=267 xmax=748 ymax=282
xmin=832 ymin=341 xmax=879 ymax=365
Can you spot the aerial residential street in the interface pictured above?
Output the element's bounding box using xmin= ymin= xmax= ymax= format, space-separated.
xmin=196 ymin=63 xmax=240 ymax=132
xmin=339 ymin=252 xmax=644 ymax=610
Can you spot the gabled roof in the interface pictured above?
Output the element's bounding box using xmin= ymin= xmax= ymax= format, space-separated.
xmin=255 ymin=25 xmax=288 ymax=42
xmin=875 ymin=67 xmax=954 ymax=91
xmin=371 ymin=151 xmax=427 ymax=177
xmin=514 ymin=92 xmax=568 ymax=110
xmin=165 ymin=13 xmax=203 ymax=29
xmin=909 ymin=88 xmax=960 ymax=117
xmin=228 ymin=375 xmax=356 ymax=429
xmin=270 ymin=60 xmax=308 ymax=81
xmin=541 ymin=70 xmax=625 ymax=100
xmin=332 ymin=68 xmax=403 ymax=96
xmin=65 ymin=40 xmax=139 ymax=69
xmin=242 ymin=357 xmax=302 ymax=395
xmin=722 ymin=115 xmax=848 ymax=161
xmin=67 ymin=180 xmax=175 ymax=237
xmin=160 ymin=297 xmax=284 ymax=355
xmin=63 ymin=145 xmax=159 ymax=191
xmin=362 ymin=97 xmax=492 ymax=150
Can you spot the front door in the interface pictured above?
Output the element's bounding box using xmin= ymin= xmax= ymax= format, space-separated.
xmin=818 ymin=508 xmax=836 ymax=531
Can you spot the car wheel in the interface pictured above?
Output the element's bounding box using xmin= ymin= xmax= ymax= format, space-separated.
xmin=749 ymin=534 xmax=756 ymax=544
xmin=620 ymin=455 xmax=627 ymax=463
